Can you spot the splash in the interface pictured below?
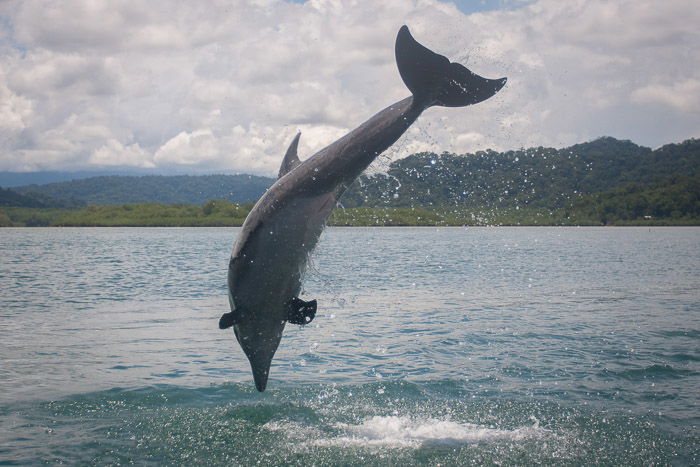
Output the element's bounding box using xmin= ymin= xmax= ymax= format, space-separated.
xmin=265 ymin=415 xmax=549 ymax=449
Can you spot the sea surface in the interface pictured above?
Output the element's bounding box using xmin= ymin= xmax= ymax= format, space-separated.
xmin=1 ymin=226 xmax=698 ymax=465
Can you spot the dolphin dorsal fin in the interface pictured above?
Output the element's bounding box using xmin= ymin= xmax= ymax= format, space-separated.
xmin=278 ymin=132 xmax=302 ymax=178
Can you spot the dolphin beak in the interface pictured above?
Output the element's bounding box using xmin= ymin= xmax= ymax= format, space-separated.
xmin=250 ymin=359 xmax=271 ymax=392
xmin=252 ymin=365 xmax=269 ymax=392
xmin=237 ymin=323 xmax=283 ymax=392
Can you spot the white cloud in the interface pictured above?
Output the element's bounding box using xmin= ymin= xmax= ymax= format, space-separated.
xmin=631 ymin=79 xmax=700 ymax=113
xmin=8 ymin=52 xmax=121 ymax=99
xmin=89 ymin=139 xmax=154 ymax=168
xmin=154 ymin=129 xmax=220 ymax=165
xmin=0 ymin=81 xmax=32 ymax=132
xmin=0 ymin=0 xmax=698 ymax=175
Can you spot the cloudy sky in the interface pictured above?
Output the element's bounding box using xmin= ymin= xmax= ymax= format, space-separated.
xmin=1 ymin=0 xmax=698 ymax=176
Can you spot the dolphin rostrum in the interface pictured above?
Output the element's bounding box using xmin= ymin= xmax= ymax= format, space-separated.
xmin=220 ymin=25 xmax=506 ymax=391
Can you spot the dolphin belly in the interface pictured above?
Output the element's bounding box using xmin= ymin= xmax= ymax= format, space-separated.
xmin=230 ymin=191 xmax=336 ymax=307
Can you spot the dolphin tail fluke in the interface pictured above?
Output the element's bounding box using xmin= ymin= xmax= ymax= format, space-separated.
xmin=395 ymin=25 xmax=506 ymax=108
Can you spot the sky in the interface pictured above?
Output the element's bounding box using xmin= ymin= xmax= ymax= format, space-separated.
xmin=0 ymin=0 xmax=698 ymax=176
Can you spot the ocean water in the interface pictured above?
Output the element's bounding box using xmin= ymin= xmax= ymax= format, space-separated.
xmin=1 ymin=226 xmax=698 ymax=465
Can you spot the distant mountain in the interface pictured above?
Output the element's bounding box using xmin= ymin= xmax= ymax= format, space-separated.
xmin=0 ymin=170 xmax=159 ymax=187
xmin=13 ymin=174 xmax=274 ymax=206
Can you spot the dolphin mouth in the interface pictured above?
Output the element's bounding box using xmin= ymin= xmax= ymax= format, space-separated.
xmin=251 ymin=363 xmax=270 ymax=392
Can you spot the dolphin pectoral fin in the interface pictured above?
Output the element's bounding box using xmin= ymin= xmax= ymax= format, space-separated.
xmin=219 ymin=311 xmax=238 ymax=329
xmin=395 ymin=25 xmax=506 ymax=108
xmin=287 ymin=297 xmax=317 ymax=325
xmin=278 ymin=132 xmax=302 ymax=178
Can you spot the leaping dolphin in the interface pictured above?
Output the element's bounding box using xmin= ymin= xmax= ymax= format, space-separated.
xmin=220 ymin=25 xmax=506 ymax=391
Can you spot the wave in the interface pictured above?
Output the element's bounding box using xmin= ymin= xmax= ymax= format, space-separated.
xmin=598 ymin=364 xmax=696 ymax=381
xmin=665 ymin=352 xmax=700 ymax=363
xmin=652 ymin=329 xmax=700 ymax=339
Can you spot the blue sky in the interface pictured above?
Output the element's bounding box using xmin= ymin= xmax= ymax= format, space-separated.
xmin=449 ymin=0 xmax=535 ymax=14
xmin=450 ymin=0 xmax=532 ymax=14
xmin=0 ymin=0 xmax=698 ymax=174
xmin=285 ymin=0 xmax=536 ymax=15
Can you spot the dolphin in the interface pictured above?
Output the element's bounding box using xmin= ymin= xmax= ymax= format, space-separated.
xmin=220 ymin=25 xmax=506 ymax=391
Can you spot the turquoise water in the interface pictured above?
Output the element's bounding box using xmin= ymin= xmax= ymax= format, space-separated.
xmin=1 ymin=227 xmax=698 ymax=465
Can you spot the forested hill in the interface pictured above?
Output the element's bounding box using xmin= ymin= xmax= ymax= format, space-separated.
xmin=341 ymin=137 xmax=700 ymax=211
xmin=0 ymin=186 xmax=84 ymax=208
xmin=13 ymin=174 xmax=274 ymax=206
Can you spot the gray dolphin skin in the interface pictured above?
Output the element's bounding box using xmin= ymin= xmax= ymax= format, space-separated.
xmin=220 ymin=25 xmax=506 ymax=391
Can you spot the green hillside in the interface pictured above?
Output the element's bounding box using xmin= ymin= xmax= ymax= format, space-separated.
xmin=341 ymin=137 xmax=700 ymax=211
xmin=0 ymin=186 xmax=85 ymax=209
xmin=568 ymin=174 xmax=700 ymax=225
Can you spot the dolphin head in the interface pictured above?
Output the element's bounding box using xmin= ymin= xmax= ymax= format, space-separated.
xmin=233 ymin=317 xmax=285 ymax=392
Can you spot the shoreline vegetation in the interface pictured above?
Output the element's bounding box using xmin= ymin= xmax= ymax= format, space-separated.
xmin=2 ymin=137 xmax=698 ymax=227
xmin=1 ymin=200 xmax=698 ymax=227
